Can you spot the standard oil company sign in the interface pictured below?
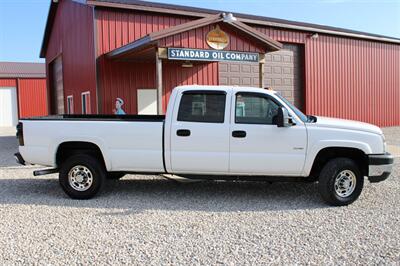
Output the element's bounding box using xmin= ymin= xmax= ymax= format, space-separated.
xmin=168 ymin=48 xmax=259 ymax=63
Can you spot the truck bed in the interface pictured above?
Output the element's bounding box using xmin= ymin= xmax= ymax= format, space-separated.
xmin=19 ymin=115 xmax=166 ymax=172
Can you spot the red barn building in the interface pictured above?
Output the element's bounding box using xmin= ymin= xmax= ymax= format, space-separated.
xmin=0 ymin=62 xmax=48 ymax=127
xmin=41 ymin=0 xmax=400 ymax=126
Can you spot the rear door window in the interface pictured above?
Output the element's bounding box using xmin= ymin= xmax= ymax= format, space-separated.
xmin=178 ymin=92 xmax=226 ymax=123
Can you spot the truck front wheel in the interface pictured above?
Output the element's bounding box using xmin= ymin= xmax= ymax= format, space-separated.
xmin=59 ymin=154 xmax=106 ymax=199
xmin=318 ymin=158 xmax=364 ymax=206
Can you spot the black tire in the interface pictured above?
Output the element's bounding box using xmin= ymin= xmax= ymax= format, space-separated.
xmin=318 ymin=157 xmax=364 ymax=206
xmin=107 ymin=172 xmax=125 ymax=180
xmin=59 ymin=154 xmax=106 ymax=199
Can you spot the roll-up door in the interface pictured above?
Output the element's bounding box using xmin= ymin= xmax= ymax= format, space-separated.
xmin=219 ymin=44 xmax=304 ymax=110
xmin=50 ymin=56 xmax=65 ymax=114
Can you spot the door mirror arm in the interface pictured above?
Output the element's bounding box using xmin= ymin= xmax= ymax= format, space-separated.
xmin=276 ymin=107 xmax=296 ymax=127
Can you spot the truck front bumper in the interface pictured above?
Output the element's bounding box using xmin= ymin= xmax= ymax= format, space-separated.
xmin=368 ymin=152 xmax=394 ymax=183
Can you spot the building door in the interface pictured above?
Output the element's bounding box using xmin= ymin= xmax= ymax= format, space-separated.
xmin=219 ymin=44 xmax=304 ymax=110
xmin=49 ymin=56 xmax=64 ymax=114
xmin=264 ymin=44 xmax=304 ymax=110
xmin=0 ymin=87 xmax=19 ymax=127
xmin=137 ymin=89 xmax=157 ymax=115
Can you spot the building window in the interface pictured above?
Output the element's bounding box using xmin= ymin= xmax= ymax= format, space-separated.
xmin=235 ymin=92 xmax=279 ymax=124
xmin=81 ymin=91 xmax=91 ymax=114
xmin=177 ymin=92 xmax=226 ymax=123
xmin=67 ymin=95 xmax=74 ymax=114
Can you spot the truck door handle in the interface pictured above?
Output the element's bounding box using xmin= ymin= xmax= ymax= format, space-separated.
xmin=177 ymin=129 xmax=191 ymax=137
xmin=232 ymin=130 xmax=246 ymax=138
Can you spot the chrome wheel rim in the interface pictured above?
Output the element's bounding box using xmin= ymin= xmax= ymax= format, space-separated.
xmin=68 ymin=165 xmax=93 ymax=191
xmin=334 ymin=170 xmax=356 ymax=198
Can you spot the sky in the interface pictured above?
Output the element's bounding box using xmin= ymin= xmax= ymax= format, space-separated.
xmin=0 ymin=0 xmax=399 ymax=63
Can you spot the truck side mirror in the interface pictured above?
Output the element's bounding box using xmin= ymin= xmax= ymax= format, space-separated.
xmin=276 ymin=107 xmax=295 ymax=127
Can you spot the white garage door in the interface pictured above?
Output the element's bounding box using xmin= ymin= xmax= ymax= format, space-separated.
xmin=0 ymin=87 xmax=19 ymax=127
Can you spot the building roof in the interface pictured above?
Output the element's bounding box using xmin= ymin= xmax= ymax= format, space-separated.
xmin=0 ymin=62 xmax=46 ymax=78
xmin=40 ymin=0 xmax=400 ymax=58
xmin=107 ymin=13 xmax=283 ymax=59
xmin=88 ymin=0 xmax=400 ymax=42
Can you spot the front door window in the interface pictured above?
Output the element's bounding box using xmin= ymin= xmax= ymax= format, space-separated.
xmin=235 ymin=93 xmax=279 ymax=125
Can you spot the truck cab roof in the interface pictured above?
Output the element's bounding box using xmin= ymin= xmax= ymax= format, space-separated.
xmin=174 ymin=85 xmax=277 ymax=96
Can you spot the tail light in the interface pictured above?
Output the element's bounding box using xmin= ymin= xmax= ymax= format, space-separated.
xmin=16 ymin=122 xmax=24 ymax=146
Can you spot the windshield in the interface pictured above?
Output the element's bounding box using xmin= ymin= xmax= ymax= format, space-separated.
xmin=275 ymin=93 xmax=309 ymax=123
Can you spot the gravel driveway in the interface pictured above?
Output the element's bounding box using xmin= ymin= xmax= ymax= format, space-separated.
xmin=0 ymin=127 xmax=399 ymax=265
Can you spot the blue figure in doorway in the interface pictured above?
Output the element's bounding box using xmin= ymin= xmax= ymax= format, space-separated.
xmin=114 ymin=97 xmax=126 ymax=115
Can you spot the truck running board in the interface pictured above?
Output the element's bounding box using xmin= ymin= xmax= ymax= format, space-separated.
xmin=33 ymin=168 xmax=59 ymax=176
xmin=162 ymin=174 xmax=203 ymax=183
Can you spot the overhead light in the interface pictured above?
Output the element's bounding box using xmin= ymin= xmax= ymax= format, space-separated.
xmin=311 ymin=33 xmax=319 ymax=39
xmin=182 ymin=61 xmax=193 ymax=68
xmin=222 ymin=13 xmax=237 ymax=23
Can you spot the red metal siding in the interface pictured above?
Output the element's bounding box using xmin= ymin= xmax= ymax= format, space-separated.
xmin=93 ymin=8 xmax=400 ymax=126
xmin=46 ymin=0 xmax=97 ymax=114
xmin=97 ymin=59 xmax=218 ymax=114
xmin=162 ymin=61 xmax=218 ymax=113
xmin=0 ymin=79 xmax=17 ymax=87
xmin=96 ymin=9 xmax=192 ymax=55
xmin=97 ymin=59 xmax=156 ymax=114
xmin=303 ymin=36 xmax=400 ymax=127
xmin=255 ymin=26 xmax=400 ymax=127
xmin=18 ymin=79 xmax=48 ymax=118
xmin=1 ymin=78 xmax=48 ymax=118
xmin=255 ymin=26 xmax=307 ymax=44
xmin=159 ymin=23 xmax=264 ymax=53
xmin=96 ymin=9 xmax=219 ymax=113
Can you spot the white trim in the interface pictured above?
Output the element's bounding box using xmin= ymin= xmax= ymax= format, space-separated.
xmin=81 ymin=91 xmax=91 ymax=114
xmin=67 ymin=95 xmax=74 ymax=114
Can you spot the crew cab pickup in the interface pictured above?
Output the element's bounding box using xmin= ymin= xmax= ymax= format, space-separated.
xmin=15 ymin=86 xmax=393 ymax=206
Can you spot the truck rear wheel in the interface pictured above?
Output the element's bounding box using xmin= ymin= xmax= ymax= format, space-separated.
xmin=318 ymin=158 xmax=364 ymax=206
xmin=59 ymin=154 xmax=106 ymax=199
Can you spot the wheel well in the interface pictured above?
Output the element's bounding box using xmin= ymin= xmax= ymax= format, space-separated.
xmin=310 ymin=147 xmax=368 ymax=180
xmin=56 ymin=142 xmax=106 ymax=169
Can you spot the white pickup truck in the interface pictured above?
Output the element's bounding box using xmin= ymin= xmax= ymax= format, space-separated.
xmin=15 ymin=85 xmax=393 ymax=206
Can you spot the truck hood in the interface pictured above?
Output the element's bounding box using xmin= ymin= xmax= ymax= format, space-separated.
xmin=314 ymin=116 xmax=383 ymax=135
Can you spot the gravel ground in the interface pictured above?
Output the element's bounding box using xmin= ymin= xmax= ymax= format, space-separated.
xmin=0 ymin=127 xmax=399 ymax=265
